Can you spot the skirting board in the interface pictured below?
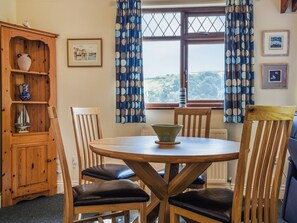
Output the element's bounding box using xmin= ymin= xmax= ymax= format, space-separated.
xmin=57 ymin=180 xmax=79 ymax=194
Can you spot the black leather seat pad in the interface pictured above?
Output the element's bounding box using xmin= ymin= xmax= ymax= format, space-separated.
xmin=169 ymin=188 xmax=234 ymax=223
xmin=82 ymin=164 xmax=136 ymax=180
xmin=73 ymin=179 xmax=150 ymax=206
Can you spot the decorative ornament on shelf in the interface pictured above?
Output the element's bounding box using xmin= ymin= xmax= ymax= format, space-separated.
xmin=17 ymin=53 xmax=32 ymax=71
xmin=22 ymin=20 xmax=31 ymax=28
xmin=15 ymin=105 xmax=31 ymax=133
xmin=18 ymin=83 xmax=31 ymax=101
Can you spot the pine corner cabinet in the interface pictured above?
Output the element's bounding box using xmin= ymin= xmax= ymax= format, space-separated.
xmin=0 ymin=21 xmax=58 ymax=207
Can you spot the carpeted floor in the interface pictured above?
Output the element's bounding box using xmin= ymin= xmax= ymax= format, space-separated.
xmin=0 ymin=194 xmax=288 ymax=223
xmin=0 ymin=194 xmax=64 ymax=223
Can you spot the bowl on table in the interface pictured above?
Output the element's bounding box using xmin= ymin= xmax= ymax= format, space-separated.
xmin=151 ymin=124 xmax=183 ymax=144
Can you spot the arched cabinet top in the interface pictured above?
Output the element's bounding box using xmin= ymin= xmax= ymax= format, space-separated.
xmin=0 ymin=21 xmax=58 ymax=39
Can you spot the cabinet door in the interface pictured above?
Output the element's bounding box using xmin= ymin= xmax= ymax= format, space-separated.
xmin=11 ymin=143 xmax=50 ymax=198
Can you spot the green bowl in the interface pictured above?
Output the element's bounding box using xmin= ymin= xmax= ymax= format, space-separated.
xmin=151 ymin=124 xmax=183 ymax=142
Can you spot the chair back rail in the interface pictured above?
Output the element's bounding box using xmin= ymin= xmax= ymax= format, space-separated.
xmin=48 ymin=106 xmax=74 ymax=223
xmin=232 ymin=105 xmax=295 ymax=223
xmin=50 ymin=106 xmax=148 ymax=223
xmin=71 ymin=107 xmax=103 ymax=184
xmin=174 ymin=108 xmax=211 ymax=138
xmin=174 ymin=107 xmax=211 ymax=189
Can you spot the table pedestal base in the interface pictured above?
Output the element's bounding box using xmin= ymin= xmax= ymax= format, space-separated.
xmin=124 ymin=160 xmax=211 ymax=223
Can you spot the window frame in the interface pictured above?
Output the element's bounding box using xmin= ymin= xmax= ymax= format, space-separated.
xmin=143 ymin=7 xmax=225 ymax=109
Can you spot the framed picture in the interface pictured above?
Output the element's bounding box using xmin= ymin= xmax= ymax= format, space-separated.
xmin=67 ymin=38 xmax=102 ymax=67
xmin=262 ymin=30 xmax=289 ymax=56
xmin=262 ymin=63 xmax=288 ymax=89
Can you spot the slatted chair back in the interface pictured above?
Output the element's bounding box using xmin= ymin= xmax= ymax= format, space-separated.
xmin=174 ymin=108 xmax=211 ymax=138
xmin=232 ymin=105 xmax=295 ymax=223
xmin=48 ymin=106 xmax=74 ymax=223
xmin=50 ymin=107 xmax=148 ymax=223
xmin=71 ymin=107 xmax=103 ymax=184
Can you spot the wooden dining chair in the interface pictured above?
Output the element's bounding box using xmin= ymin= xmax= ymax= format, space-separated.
xmin=174 ymin=107 xmax=211 ymax=138
xmin=169 ymin=105 xmax=296 ymax=223
xmin=71 ymin=107 xmax=138 ymax=185
xmin=49 ymin=106 xmax=149 ymax=223
xmin=175 ymin=107 xmax=212 ymax=188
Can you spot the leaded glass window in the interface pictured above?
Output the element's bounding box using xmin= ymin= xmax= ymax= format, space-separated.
xmin=142 ymin=7 xmax=225 ymax=108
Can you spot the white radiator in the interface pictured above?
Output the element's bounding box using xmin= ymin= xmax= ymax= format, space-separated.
xmin=140 ymin=127 xmax=228 ymax=185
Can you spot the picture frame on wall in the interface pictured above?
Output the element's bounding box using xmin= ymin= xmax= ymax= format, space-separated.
xmin=262 ymin=30 xmax=289 ymax=56
xmin=262 ymin=63 xmax=288 ymax=89
xmin=67 ymin=38 xmax=102 ymax=67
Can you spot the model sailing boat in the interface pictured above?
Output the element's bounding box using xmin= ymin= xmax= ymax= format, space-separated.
xmin=15 ymin=105 xmax=31 ymax=133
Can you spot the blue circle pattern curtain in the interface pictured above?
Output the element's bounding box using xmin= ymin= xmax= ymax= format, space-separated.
xmin=115 ymin=0 xmax=146 ymax=123
xmin=224 ymin=0 xmax=255 ymax=123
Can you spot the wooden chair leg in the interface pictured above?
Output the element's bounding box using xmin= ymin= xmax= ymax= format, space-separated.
xmin=98 ymin=217 xmax=104 ymax=223
xmin=170 ymin=205 xmax=179 ymax=223
xmin=124 ymin=210 xmax=130 ymax=223
xmin=65 ymin=211 xmax=73 ymax=223
xmin=75 ymin=213 xmax=81 ymax=220
xmin=140 ymin=203 xmax=147 ymax=223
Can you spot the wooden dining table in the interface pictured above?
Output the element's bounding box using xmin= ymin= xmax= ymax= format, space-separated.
xmin=89 ymin=136 xmax=240 ymax=223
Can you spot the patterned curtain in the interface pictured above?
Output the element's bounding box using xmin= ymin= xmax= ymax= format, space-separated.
xmin=115 ymin=0 xmax=146 ymax=124
xmin=224 ymin=0 xmax=254 ymax=123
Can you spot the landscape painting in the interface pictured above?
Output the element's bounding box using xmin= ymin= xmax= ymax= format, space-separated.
xmin=269 ymin=35 xmax=283 ymax=50
xmin=67 ymin=38 xmax=102 ymax=67
xmin=73 ymin=43 xmax=97 ymax=61
xmin=262 ymin=30 xmax=289 ymax=56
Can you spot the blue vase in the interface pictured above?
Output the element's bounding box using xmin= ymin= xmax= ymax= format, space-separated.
xmin=18 ymin=83 xmax=31 ymax=101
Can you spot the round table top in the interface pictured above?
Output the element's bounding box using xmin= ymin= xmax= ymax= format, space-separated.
xmin=90 ymin=136 xmax=240 ymax=163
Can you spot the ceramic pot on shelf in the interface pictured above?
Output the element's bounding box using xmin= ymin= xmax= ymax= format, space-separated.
xmin=17 ymin=53 xmax=32 ymax=71
xmin=18 ymin=83 xmax=31 ymax=101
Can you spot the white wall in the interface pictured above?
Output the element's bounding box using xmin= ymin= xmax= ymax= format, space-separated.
xmin=254 ymin=0 xmax=297 ymax=105
xmin=0 ymin=0 xmax=16 ymax=23
xmin=0 ymin=0 xmax=295 ymax=185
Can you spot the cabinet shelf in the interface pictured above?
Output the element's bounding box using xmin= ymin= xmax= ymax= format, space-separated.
xmin=12 ymin=131 xmax=49 ymax=137
xmin=11 ymin=69 xmax=48 ymax=76
xmin=12 ymin=101 xmax=48 ymax=105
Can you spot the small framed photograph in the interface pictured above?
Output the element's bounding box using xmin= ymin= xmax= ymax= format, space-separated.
xmin=262 ymin=63 xmax=288 ymax=89
xmin=67 ymin=38 xmax=102 ymax=67
xmin=262 ymin=30 xmax=289 ymax=56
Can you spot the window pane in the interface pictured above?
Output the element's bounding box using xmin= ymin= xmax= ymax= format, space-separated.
xmin=188 ymin=15 xmax=225 ymax=33
xmin=143 ymin=41 xmax=180 ymax=103
xmin=142 ymin=12 xmax=181 ymax=37
xmin=188 ymin=44 xmax=224 ymax=100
